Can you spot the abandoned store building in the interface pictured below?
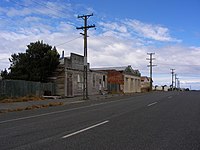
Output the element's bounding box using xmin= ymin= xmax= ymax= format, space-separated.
xmin=51 ymin=53 xmax=107 ymax=97
xmin=141 ymin=76 xmax=151 ymax=92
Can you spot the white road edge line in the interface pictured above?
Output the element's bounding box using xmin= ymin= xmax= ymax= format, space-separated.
xmin=147 ymin=102 xmax=158 ymax=107
xmin=0 ymin=98 xmax=128 ymax=124
xmin=62 ymin=120 xmax=109 ymax=139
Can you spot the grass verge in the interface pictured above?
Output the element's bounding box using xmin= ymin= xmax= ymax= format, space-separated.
xmin=0 ymin=102 xmax=63 ymax=113
xmin=0 ymin=96 xmax=45 ymax=103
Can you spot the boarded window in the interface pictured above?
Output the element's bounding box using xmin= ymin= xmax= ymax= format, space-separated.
xmin=77 ymin=74 xmax=80 ymax=82
xmin=77 ymin=74 xmax=83 ymax=90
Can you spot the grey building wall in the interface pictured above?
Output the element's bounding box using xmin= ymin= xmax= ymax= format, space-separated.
xmin=55 ymin=53 xmax=108 ymax=97
xmin=88 ymin=70 xmax=107 ymax=95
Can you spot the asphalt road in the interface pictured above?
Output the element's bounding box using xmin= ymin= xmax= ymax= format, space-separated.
xmin=0 ymin=91 xmax=200 ymax=150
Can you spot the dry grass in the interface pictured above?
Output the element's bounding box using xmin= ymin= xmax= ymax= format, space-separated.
xmin=0 ymin=96 xmax=45 ymax=103
xmin=0 ymin=102 xmax=64 ymax=113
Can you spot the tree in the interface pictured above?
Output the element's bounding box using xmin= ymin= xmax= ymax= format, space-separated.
xmin=1 ymin=69 xmax=9 ymax=79
xmin=7 ymin=41 xmax=60 ymax=82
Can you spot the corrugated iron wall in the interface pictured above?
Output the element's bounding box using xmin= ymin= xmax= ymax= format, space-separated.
xmin=108 ymin=83 xmax=121 ymax=94
xmin=0 ymin=80 xmax=56 ymax=97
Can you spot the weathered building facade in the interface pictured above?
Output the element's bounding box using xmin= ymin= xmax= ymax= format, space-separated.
xmin=51 ymin=53 xmax=107 ymax=97
xmin=93 ymin=66 xmax=141 ymax=94
xmin=141 ymin=76 xmax=151 ymax=92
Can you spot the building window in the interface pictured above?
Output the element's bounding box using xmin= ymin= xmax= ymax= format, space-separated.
xmin=77 ymin=74 xmax=80 ymax=82
xmin=138 ymin=79 xmax=140 ymax=86
xmin=131 ymin=78 xmax=134 ymax=90
xmin=103 ymin=75 xmax=106 ymax=88
xmin=77 ymin=74 xmax=83 ymax=90
xmin=99 ymin=78 xmax=102 ymax=84
xmin=103 ymin=75 xmax=105 ymax=82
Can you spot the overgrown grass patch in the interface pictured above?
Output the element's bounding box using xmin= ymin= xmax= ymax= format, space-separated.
xmin=0 ymin=96 xmax=45 ymax=103
xmin=0 ymin=102 xmax=64 ymax=113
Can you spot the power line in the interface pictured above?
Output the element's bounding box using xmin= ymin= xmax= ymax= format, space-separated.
xmin=157 ymin=62 xmax=200 ymax=67
xmin=9 ymin=0 xmax=76 ymax=27
xmin=0 ymin=36 xmax=83 ymax=62
xmin=31 ymin=0 xmax=66 ymax=15
xmin=30 ymin=0 xmax=77 ymax=27
xmin=55 ymin=36 xmax=82 ymax=47
xmin=30 ymin=0 xmax=67 ymax=18
xmin=9 ymin=0 xmax=30 ymax=8
xmin=10 ymin=0 xmax=65 ymax=17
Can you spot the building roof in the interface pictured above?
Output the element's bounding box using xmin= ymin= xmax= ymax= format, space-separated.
xmin=92 ymin=66 xmax=127 ymax=71
xmin=141 ymin=76 xmax=150 ymax=81
xmin=92 ymin=65 xmax=141 ymax=77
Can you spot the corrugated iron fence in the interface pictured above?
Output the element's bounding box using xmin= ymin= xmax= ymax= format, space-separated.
xmin=0 ymin=80 xmax=56 ymax=97
xmin=108 ymin=83 xmax=121 ymax=94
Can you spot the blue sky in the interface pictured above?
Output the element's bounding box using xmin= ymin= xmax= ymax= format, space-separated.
xmin=0 ymin=0 xmax=200 ymax=89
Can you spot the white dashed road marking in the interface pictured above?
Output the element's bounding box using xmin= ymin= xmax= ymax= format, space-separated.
xmin=147 ymin=102 xmax=158 ymax=107
xmin=62 ymin=120 xmax=109 ymax=139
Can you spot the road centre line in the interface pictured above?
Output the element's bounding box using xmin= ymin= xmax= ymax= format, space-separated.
xmin=62 ymin=120 xmax=109 ymax=139
xmin=147 ymin=102 xmax=158 ymax=107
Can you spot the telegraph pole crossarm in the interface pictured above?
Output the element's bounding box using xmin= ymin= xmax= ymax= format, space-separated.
xmin=77 ymin=13 xmax=93 ymax=19
xmin=76 ymin=25 xmax=95 ymax=30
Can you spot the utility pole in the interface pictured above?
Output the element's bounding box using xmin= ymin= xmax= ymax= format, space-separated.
xmin=176 ymin=77 xmax=179 ymax=90
xmin=174 ymin=74 xmax=177 ymax=89
xmin=170 ymin=69 xmax=175 ymax=91
xmin=147 ymin=53 xmax=156 ymax=91
xmin=76 ymin=14 xmax=95 ymax=100
xmin=178 ymin=80 xmax=180 ymax=89
xmin=175 ymin=74 xmax=179 ymax=91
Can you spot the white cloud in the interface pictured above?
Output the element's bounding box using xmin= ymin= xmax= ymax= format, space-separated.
xmin=23 ymin=16 xmax=41 ymax=22
xmin=98 ymin=19 xmax=181 ymax=45
xmin=98 ymin=21 xmax=133 ymax=40
xmin=87 ymin=35 xmax=148 ymax=70
xmin=99 ymin=22 xmax=128 ymax=33
xmin=0 ymin=1 xmax=73 ymax=19
xmin=155 ymin=45 xmax=200 ymax=70
xmin=0 ymin=7 xmax=7 ymax=14
xmin=126 ymin=19 xmax=180 ymax=42
xmin=6 ymin=8 xmax=31 ymax=17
